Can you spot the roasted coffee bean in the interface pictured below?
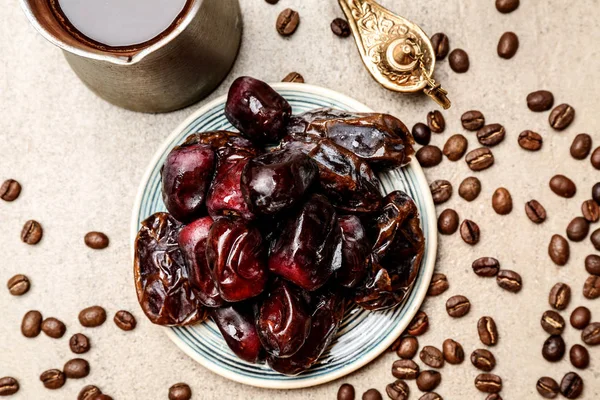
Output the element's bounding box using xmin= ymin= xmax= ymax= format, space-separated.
xmin=95 ymin=395 xmax=113 ymax=400
xmin=21 ymin=310 xmax=43 ymax=338
xmin=541 ymin=310 xmax=565 ymax=335
xmin=169 ymin=383 xmax=192 ymax=400
xmin=560 ymin=372 xmax=584 ymax=398
xmin=582 ymin=322 xmax=600 ymax=345
xmin=40 ymin=369 xmax=65 ymax=390
xmin=496 ymin=0 xmax=519 ymax=13
xmin=496 ymin=270 xmax=522 ymax=293
xmin=459 ymin=177 xmax=481 ymax=201
xmin=497 ymin=32 xmax=519 ymax=59
xmin=330 ymin=18 xmax=351 ymax=37
xmin=477 ymin=124 xmax=505 ymax=147
xmin=471 ymin=349 xmax=496 ymax=372
xmin=78 ymin=385 xmax=102 ymax=400
xmin=586 ymin=254 xmax=600 ymax=276
xmin=549 ymin=104 xmax=575 ymax=130
xmin=570 ymin=133 xmax=592 ymax=159
xmin=536 ymin=377 xmax=559 ymax=399
xmin=527 ymin=90 xmax=554 ymax=112
xmin=465 ymin=148 xmax=494 ymax=171
xmin=412 ymin=123 xmax=431 ymax=145
xmin=21 ymin=220 xmax=43 ymax=245
xmin=460 ymin=219 xmax=480 ymax=245
xmin=428 ymin=273 xmax=449 ymax=296
xmin=395 ymin=336 xmax=419 ymax=359
xmin=41 ymin=317 xmax=66 ymax=339
xmin=265 ymin=0 xmax=279 ymax=3
xmin=442 ymin=338 xmax=464 ymax=364
xmin=337 ymin=383 xmax=355 ymax=400
xmin=591 ymin=228 xmax=600 ymax=250
xmin=549 ymin=175 xmax=576 ymax=198
xmin=427 ymin=110 xmax=445 ymax=133
xmin=542 ymin=335 xmax=566 ymax=362
xmin=566 ymin=217 xmax=589 ymax=242
xmin=430 ymin=180 xmax=452 ymax=204
xmin=525 ymin=200 xmax=546 ymax=223
xmin=420 ymin=346 xmax=444 ymax=368
xmin=583 ymin=275 xmax=600 ymax=299
xmin=448 ymin=49 xmax=469 ymax=73
xmin=0 ymin=377 xmax=19 ymax=396
xmin=592 ymin=147 xmax=600 ymax=170
xmin=549 ymin=283 xmax=571 ymax=310
xmin=472 ymin=257 xmax=500 ymax=277
xmin=392 ymin=359 xmax=419 ymax=379
xmin=478 ymin=316 xmax=498 ymax=346
xmin=443 ymin=134 xmax=468 ymax=161
xmin=518 ymin=130 xmax=543 ymax=151
xmin=282 ymin=72 xmax=304 ymax=83
xmin=114 ymin=310 xmax=137 ymax=331
xmin=461 ymin=110 xmax=485 ymax=131
xmin=570 ymin=307 xmax=591 ymax=330
xmin=416 ymin=146 xmax=443 ymax=167
xmin=417 ymin=370 xmax=441 ymax=392
xmin=486 ymin=395 xmax=502 ymax=400
xmin=431 ymin=33 xmax=449 ymax=60
xmin=474 ymin=373 xmax=502 ymax=393
xmin=406 ymin=311 xmax=429 ymax=336
xmin=70 ymin=333 xmax=91 ymax=354
xmin=548 ymin=235 xmax=569 ymax=266
xmin=276 ymin=8 xmax=299 ymax=36
xmin=78 ymin=306 xmax=106 ymax=328
xmin=7 ymin=274 xmax=30 ymax=296
xmin=492 ymin=187 xmax=512 ymax=215
xmin=594 ymin=182 xmax=600 ymax=204
xmin=446 ymin=295 xmax=470 ymax=318
xmin=84 ymin=232 xmax=109 ymax=249
xmin=386 ymin=380 xmax=408 ymax=400
xmin=64 ymin=358 xmax=90 ymax=379
xmin=0 ymin=179 xmax=21 ymax=201
xmin=362 ymin=388 xmax=382 ymax=400
xmin=437 ymin=209 xmax=459 ymax=235
xmin=569 ymin=344 xmax=589 ymax=369
xmin=419 ymin=393 xmax=442 ymax=400
xmin=582 ymin=199 xmax=600 ymax=222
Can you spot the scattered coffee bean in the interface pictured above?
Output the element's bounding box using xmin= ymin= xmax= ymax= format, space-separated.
xmin=437 ymin=209 xmax=459 ymax=235
xmin=461 ymin=110 xmax=485 ymax=131
xmin=486 ymin=395 xmax=502 ymax=400
xmin=95 ymin=395 xmax=113 ymax=400
xmin=446 ymin=295 xmax=470 ymax=318
xmin=465 ymin=148 xmax=494 ymax=171
xmin=40 ymin=369 xmax=65 ymax=390
xmin=265 ymin=0 xmax=279 ymax=3
xmin=79 ymin=306 xmax=107 ymax=327
xmin=0 ymin=179 xmax=21 ymax=202
xmin=570 ymin=307 xmax=591 ymax=330
xmin=496 ymin=270 xmax=522 ymax=293
xmin=427 ymin=273 xmax=449 ymax=296
xmin=548 ymin=235 xmax=570 ymax=266
xmin=114 ymin=310 xmax=137 ymax=331
xmin=549 ymin=104 xmax=575 ymax=130
xmin=427 ymin=110 xmax=445 ymax=133
xmin=549 ymin=175 xmax=576 ymax=198
xmin=41 ymin=317 xmax=66 ymax=339
xmin=477 ymin=316 xmax=498 ymax=346
xmin=417 ymin=370 xmax=441 ymax=392
xmin=70 ymin=333 xmax=91 ymax=354
xmin=459 ymin=177 xmax=481 ymax=201
xmin=431 ymin=33 xmax=449 ymax=60
xmin=84 ymin=231 xmax=109 ymax=249
xmin=593 ymin=182 xmax=600 ymax=203
xmin=566 ymin=217 xmax=589 ymax=242
xmin=330 ymin=18 xmax=350 ymax=37
xmin=592 ymin=147 xmax=600 ymax=169
xmin=541 ymin=310 xmax=565 ymax=335
xmin=549 ymin=283 xmax=571 ymax=310
xmin=591 ymin=228 xmax=600 ymax=250
xmin=582 ymin=199 xmax=600 ymax=222
xmin=406 ymin=311 xmax=429 ymax=336
xmin=416 ymin=146 xmax=443 ymax=167
xmin=78 ymin=385 xmax=102 ymax=400
xmin=442 ymin=338 xmax=464 ymax=364
xmin=386 ymin=380 xmax=408 ymax=400
xmin=518 ymin=130 xmax=543 ymax=151
xmin=392 ymin=359 xmax=419 ymax=379
xmin=582 ymin=322 xmax=600 ymax=345
xmin=525 ymin=200 xmax=547 ymax=223
xmin=282 ymin=72 xmax=304 ymax=83
xmin=64 ymin=358 xmax=90 ymax=379
xmin=570 ymin=133 xmax=592 ymax=159
xmin=169 ymin=383 xmax=192 ymax=400
xmin=542 ymin=335 xmax=566 ymax=362
xmin=412 ymin=123 xmax=431 ymax=145
xmin=477 ymin=124 xmax=505 ymax=147
xmin=7 ymin=274 xmax=30 ymax=296
xmin=460 ymin=219 xmax=480 ymax=245
xmin=0 ymin=377 xmax=19 ymax=396
xmin=21 ymin=220 xmax=43 ymax=245
xmin=362 ymin=388 xmax=382 ymax=400
xmin=536 ymin=376 xmax=559 ymax=399
xmin=337 ymin=383 xmax=355 ymax=400
xmin=471 ymin=349 xmax=496 ymax=372
xmin=21 ymin=310 xmax=43 ymax=338
xmin=276 ymin=8 xmax=299 ymax=36
xmin=560 ymin=372 xmax=584 ymax=399
xmin=569 ymin=344 xmax=589 ymax=369
xmin=419 ymin=393 xmax=442 ymax=400
xmin=492 ymin=187 xmax=512 ymax=215
xmin=527 ymin=90 xmax=554 ymax=112
xmin=472 ymin=257 xmax=500 ymax=277
xmin=586 ymin=254 xmax=600 ymax=276
xmin=497 ymin=32 xmax=519 ymax=58
xmin=474 ymin=373 xmax=502 ymax=393
xmin=430 ymin=180 xmax=452 ymax=204
xmin=583 ymin=275 xmax=600 ymax=299
xmin=496 ymin=0 xmax=519 ymax=13
xmin=395 ymin=336 xmax=419 ymax=359
xmin=448 ymin=49 xmax=469 ymax=73
xmin=420 ymin=346 xmax=444 ymax=368
xmin=443 ymin=134 xmax=468 ymax=161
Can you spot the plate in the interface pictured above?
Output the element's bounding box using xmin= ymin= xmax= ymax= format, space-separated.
xmin=131 ymin=83 xmax=437 ymax=389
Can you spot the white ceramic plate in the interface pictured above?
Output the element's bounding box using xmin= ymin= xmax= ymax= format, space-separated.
xmin=131 ymin=83 xmax=437 ymax=389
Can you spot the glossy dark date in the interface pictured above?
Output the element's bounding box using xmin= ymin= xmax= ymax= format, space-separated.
xmin=182 ymin=130 xmax=257 ymax=159
xmin=336 ymin=215 xmax=371 ymax=288
xmin=211 ymin=304 xmax=263 ymax=363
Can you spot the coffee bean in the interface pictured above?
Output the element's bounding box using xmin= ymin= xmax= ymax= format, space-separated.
xmin=427 ymin=110 xmax=445 ymax=133
xmin=465 ymin=148 xmax=494 ymax=171
xmin=518 ymin=130 xmax=543 ymax=151
xmin=430 ymin=180 xmax=452 ymax=204
xmin=569 ymin=345 xmax=589 ymax=369
xmin=40 ymin=369 xmax=65 ymax=390
xmin=95 ymin=395 xmax=113 ymax=400
xmin=84 ymin=231 xmax=109 ymax=249
xmin=586 ymin=254 xmax=600 ymax=275
xmin=492 ymin=187 xmax=512 ymax=215
xmin=392 ymin=359 xmax=419 ymax=379
xmin=496 ymin=270 xmax=522 ymax=293
xmin=592 ymin=147 xmax=600 ymax=169
xmin=70 ymin=333 xmax=91 ymax=354
xmin=362 ymin=388 xmax=382 ymax=400
xmin=7 ymin=274 xmax=30 ymax=296
xmin=460 ymin=219 xmax=480 ymax=245
xmin=591 ymin=228 xmax=600 ymax=250
xmin=78 ymin=385 xmax=102 ymax=400
xmin=385 ymin=380 xmax=408 ymax=400
xmin=446 ymin=295 xmax=470 ymax=317
xmin=471 ymin=349 xmax=496 ymax=372
xmin=442 ymin=338 xmax=464 ymax=364
xmin=527 ymin=90 xmax=554 ymax=112
xmin=548 ymin=235 xmax=570 ymax=266
xmin=472 ymin=257 xmax=500 ymax=277
xmin=477 ymin=316 xmax=498 ymax=346
xmin=443 ymin=134 xmax=468 ymax=161
xmin=0 ymin=377 xmax=19 ymax=396
xmin=486 ymin=395 xmax=502 ymax=400
xmin=477 ymin=124 xmax=505 ymax=147
xmin=570 ymin=307 xmax=591 ymax=330
xmin=560 ymin=372 xmax=584 ymax=399
xmin=570 ymin=133 xmax=592 ymax=159
xmin=419 ymin=393 xmax=442 ymax=400
xmin=417 ymin=370 xmax=441 ymax=392
xmin=474 ymin=373 xmax=502 ymax=393
xmin=542 ymin=335 xmax=566 ymax=362
xmin=566 ymin=217 xmax=589 ymax=242
xmin=265 ymin=0 xmax=279 ymax=3
xmin=276 ymin=8 xmax=299 ymax=36
xmin=497 ymin=32 xmax=519 ymax=59
xmin=79 ymin=306 xmax=107 ymax=327
xmin=496 ymin=0 xmax=519 ymax=13
xmin=64 ymin=358 xmax=90 ymax=379
xmin=394 ymin=336 xmax=419 ymax=359
xmin=420 ymin=346 xmax=444 ymax=368
xmin=583 ymin=275 xmax=600 ymax=299
xmin=459 ymin=177 xmax=481 ymax=201
xmin=593 ymin=182 xmax=600 ymax=204
xmin=169 ymin=383 xmax=192 ymax=400
xmin=21 ymin=310 xmax=43 ymax=338
xmin=416 ymin=146 xmax=442 ymax=167
xmin=549 ymin=104 xmax=575 ymax=130
xmin=549 ymin=175 xmax=576 ymax=198
xmin=549 ymin=283 xmax=571 ymax=310
xmin=406 ymin=311 xmax=428 ymax=336
xmin=41 ymin=317 xmax=66 ymax=339
xmin=437 ymin=209 xmax=459 ymax=235
xmin=582 ymin=322 xmax=600 ymax=345
xmin=431 ymin=33 xmax=449 ymax=60
xmin=525 ymin=200 xmax=547 ymax=223
xmin=536 ymin=377 xmax=559 ymax=399
xmin=331 ymin=18 xmax=350 ymax=37
xmin=337 ymin=383 xmax=355 ymax=400
xmin=0 ymin=179 xmax=21 ymax=201
xmin=412 ymin=123 xmax=431 ymax=145
xmin=541 ymin=310 xmax=565 ymax=335
xmin=114 ymin=310 xmax=137 ymax=331
xmin=582 ymin=199 xmax=600 ymax=222
xmin=427 ymin=273 xmax=449 ymax=296
xmin=282 ymin=72 xmax=304 ymax=83
xmin=21 ymin=220 xmax=43 ymax=245
xmin=461 ymin=110 xmax=485 ymax=131
xmin=448 ymin=49 xmax=469 ymax=73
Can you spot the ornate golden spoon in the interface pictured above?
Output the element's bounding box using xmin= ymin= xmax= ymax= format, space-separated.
xmin=339 ymin=0 xmax=451 ymax=109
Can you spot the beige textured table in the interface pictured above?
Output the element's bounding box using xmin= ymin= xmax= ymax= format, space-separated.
xmin=1 ymin=0 xmax=599 ymax=398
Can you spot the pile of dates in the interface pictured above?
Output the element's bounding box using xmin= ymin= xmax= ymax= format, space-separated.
xmin=134 ymin=76 xmax=424 ymax=375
